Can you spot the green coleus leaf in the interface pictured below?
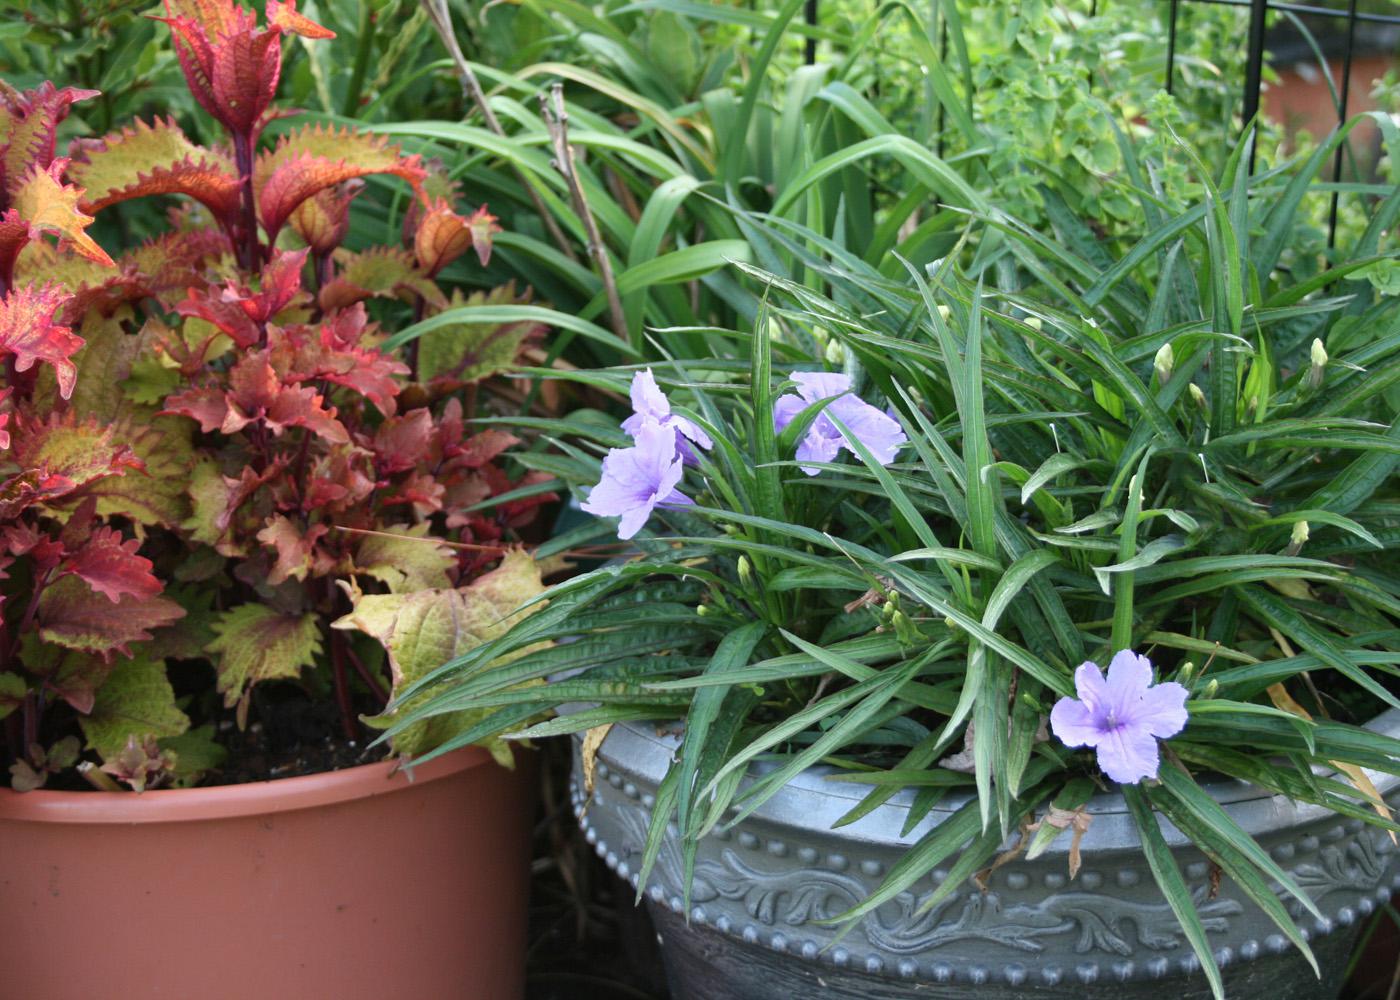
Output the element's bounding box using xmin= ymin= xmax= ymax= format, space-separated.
xmin=350 ymin=523 xmax=456 ymax=594
xmin=78 ymin=656 xmax=190 ymax=763
xmin=207 ymin=605 xmax=322 ymax=728
xmin=335 ymin=549 xmax=547 ymax=763
xmin=0 ymin=672 xmax=26 ymax=720
xmin=417 ymin=286 xmax=544 ymax=385
xmin=159 ymin=724 xmax=228 ymax=787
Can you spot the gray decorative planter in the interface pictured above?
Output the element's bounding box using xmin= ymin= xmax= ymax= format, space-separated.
xmin=573 ymin=712 xmax=1400 ymax=999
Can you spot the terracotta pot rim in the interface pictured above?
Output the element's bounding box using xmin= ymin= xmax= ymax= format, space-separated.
xmin=0 ymin=746 xmax=494 ymax=824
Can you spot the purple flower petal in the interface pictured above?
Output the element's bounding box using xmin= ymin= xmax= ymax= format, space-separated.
xmin=1133 ymin=681 xmax=1189 ymax=738
xmin=623 ymin=369 xmax=712 ymax=465
xmin=1104 ymin=649 xmax=1154 ymax=723
xmin=772 ymin=371 xmax=907 ymax=476
xmin=1049 ymin=650 xmax=1189 ymax=785
xmin=1049 ymin=696 xmax=1105 ymax=748
xmin=581 ymin=418 xmax=690 ymax=540
xmin=1096 ymin=723 xmax=1162 ymax=785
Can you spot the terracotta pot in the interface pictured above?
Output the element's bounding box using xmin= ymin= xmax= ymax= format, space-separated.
xmin=0 ymin=748 xmax=532 ymax=1000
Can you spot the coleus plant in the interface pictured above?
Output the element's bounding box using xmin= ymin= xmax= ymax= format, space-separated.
xmin=1 ymin=0 xmax=553 ymax=792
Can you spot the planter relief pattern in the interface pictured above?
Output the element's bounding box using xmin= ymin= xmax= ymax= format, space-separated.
xmin=574 ymin=717 xmax=1400 ymax=998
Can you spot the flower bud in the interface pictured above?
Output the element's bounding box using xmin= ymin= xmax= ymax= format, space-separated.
xmin=937 ymin=304 xmax=952 ymax=322
xmin=766 ymin=317 xmax=784 ymax=342
xmin=1202 ymin=679 xmax=1218 ymax=700
xmin=737 ymin=555 xmax=754 ymax=587
xmin=824 ymin=339 xmax=846 ymax=365
xmin=1179 ymin=661 xmax=1196 ymax=684
xmin=696 ymin=604 xmax=710 ymax=617
xmin=1024 ymin=316 xmax=1041 ymax=331
xmin=1308 ymin=338 xmax=1328 ymax=389
xmin=1286 ymin=519 xmax=1310 ymax=557
xmin=810 ymin=324 xmax=830 ymax=346
xmin=1188 ymin=383 xmax=1207 ymax=413
xmin=1153 ymin=342 xmax=1174 ymax=387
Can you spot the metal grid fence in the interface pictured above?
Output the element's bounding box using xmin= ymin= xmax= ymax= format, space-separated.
xmin=803 ymin=0 xmax=1399 ymax=244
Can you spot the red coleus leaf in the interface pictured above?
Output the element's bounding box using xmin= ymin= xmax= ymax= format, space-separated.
xmin=412 ymin=200 xmax=500 ymax=278
xmin=370 ymin=408 xmax=432 ymax=473
xmin=0 ymin=469 xmax=76 ymax=522
xmin=174 ymin=247 xmax=309 ymax=348
xmin=155 ymin=1 xmax=282 ymax=139
xmin=3 ymin=522 xmax=67 ymax=574
xmin=0 ymin=284 xmax=86 ymax=399
xmin=59 ymin=526 xmax=165 ymax=603
xmin=303 ymin=446 xmax=374 ymax=513
xmin=0 ymin=82 xmax=99 ymax=199
xmin=253 ymin=124 xmax=427 ymax=243
xmin=37 ymin=574 xmax=185 ymax=662
xmin=163 ymin=350 xmax=348 ymax=443
xmin=274 ymin=306 xmax=407 ymax=417
xmin=451 ymin=428 xmax=521 ymax=470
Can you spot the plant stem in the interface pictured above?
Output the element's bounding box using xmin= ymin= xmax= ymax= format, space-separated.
xmin=540 ymin=84 xmax=628 ymax=345
xmin=343 ymin=643 xmax=389 ymax=706
xmin=419 ymin=0 xmax=579 ymax=264
xmin=21 ymin=690 xmax=39 ymax=752
xmin=232 ymin=132 xmax=262 ymax=272
xmin=328 ymin=629 xmax=359 ymax=742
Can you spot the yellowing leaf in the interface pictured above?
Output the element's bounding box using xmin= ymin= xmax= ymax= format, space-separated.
xmin=208 ymin=605 xmax=322 ymax=727
xmin=334 ymin=549 xmax=546 ymax=763
xmin=351 ymin=523 xmax=456 ymax=593
xmin=78 ymin=657 xmax=190 ymax=762
xmin=1266 ymin=682 xmax=1395 ymax=837
xmin=10 ymin=160 xmax=114 ymax=268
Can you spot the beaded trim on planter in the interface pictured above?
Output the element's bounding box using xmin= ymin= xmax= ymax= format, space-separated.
xmin=573 ymin=760 xmax=1400 ymax=988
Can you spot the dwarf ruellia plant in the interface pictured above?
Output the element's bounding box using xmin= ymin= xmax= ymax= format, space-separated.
xmin=1 ymin=1 xmax=553 ymax=792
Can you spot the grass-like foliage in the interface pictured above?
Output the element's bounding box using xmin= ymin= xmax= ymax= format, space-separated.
xmin=386 ymin=114 xmax=1400 ymax=998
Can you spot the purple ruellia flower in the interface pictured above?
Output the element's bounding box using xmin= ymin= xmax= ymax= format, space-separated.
xmin=772 ymin=371 xmax=908 ymax=476
xmin=1049 ymin=650 xmax=1189 ymax=785
xmin=620 ymin=369 xmax=713 ymax=465
xmin=581 ymin=418 xmax=693 ymax=540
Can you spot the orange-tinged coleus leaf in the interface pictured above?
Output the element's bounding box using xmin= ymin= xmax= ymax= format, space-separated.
xmin=36 ymin=574 xmax=185 ymax=661
xmin=266 ymin=0 xmax=334 ymax=39
xmin=0 ymin=284 xmax=86 ymax=399
xmin=66 ymin=117 xmax=241 ymax=227
xmin=0 ymin=159 xmax=114 ymax=284
xmin=414 ymin=200 xmax=500 ymax=277
xmin=256 ymin=514 xmax=331 ymax=584
xmin=289 ymin=179 xmax=361 ymax=255
xmin=318 ymin=246 xmax=443 ymax=312
xmin=163 ymin=349 xmax=349 ymax=443
xmin=254 ymin=125 xmax=427 ymax=243
xmin=0 ymin=82 xmax=99 ymax=199
xmin=9 ymin=409 xmax=145 ymax=490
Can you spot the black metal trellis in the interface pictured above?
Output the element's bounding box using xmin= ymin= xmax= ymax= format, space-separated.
xmin=802 ymin=0 xmax=1396 ymax=246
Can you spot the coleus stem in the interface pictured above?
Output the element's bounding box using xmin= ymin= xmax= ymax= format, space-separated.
xmin=231 ymin=132 xmax=262 ymax=272
xmin=328 ymin=628 xmax=359 ymax=742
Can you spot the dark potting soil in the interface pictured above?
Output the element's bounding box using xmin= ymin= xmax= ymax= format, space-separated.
xmin=210 ymin=698 xmax=388 ymax=785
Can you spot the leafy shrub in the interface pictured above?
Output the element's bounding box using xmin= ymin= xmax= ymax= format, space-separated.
xmin=0 ymin=0 xmax=553 ymax=791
